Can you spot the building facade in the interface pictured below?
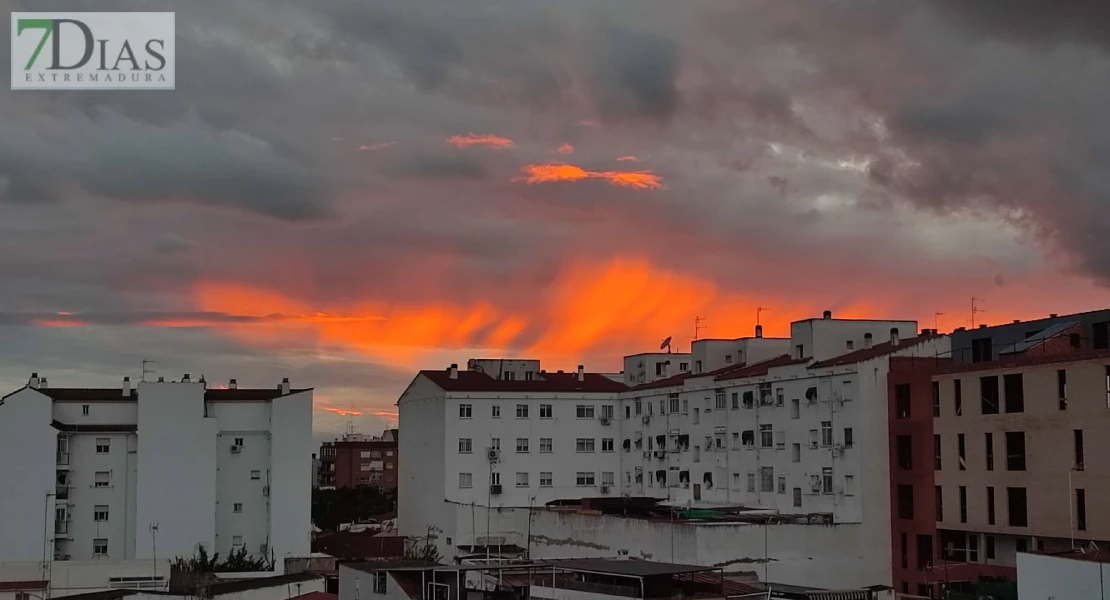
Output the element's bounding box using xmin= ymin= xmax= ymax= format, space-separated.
xmin=0 ymin=374 xmax=313 ymax=569
xmin=318 ymin=430 xmax=399 ymax=490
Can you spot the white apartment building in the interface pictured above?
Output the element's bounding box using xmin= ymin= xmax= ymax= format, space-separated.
xmin=0 ymin=374 xmax=313 ymax=573
xmin=398 ymin=314 xmax=950 ymax=589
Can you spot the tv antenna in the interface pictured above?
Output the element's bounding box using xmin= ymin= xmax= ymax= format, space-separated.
xmin=934 ymin=312 xmax=944 ymax=331
xmin=694 ymin=316 xmax=707 ymax=341
xmin=141 ymin=360 xmax=156 ymax=382
xmin=660 ymin=336 xmax=673 ymax=354
xmin=756 ymin=306 xmax=771 ymax=326
xmin=971 ymin=298 xmax=986 ymax=329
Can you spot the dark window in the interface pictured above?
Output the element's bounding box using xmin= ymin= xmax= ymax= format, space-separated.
xmin=897 ymin=484 xmax=915 ymax=519
xmin=895 ymin=384 xmax=911 ymax=418
xmin=1006 ymin=431 xmax=1026 ymax=471
xmin=900 ymin=533 xmax=908 ymax=569
xmin=986 ymin=535 xmax=996 ymax=559
xmin=1078 ymin=489 xmax=1087 ymax=532
xmin=916 ymin=534 xmax=933 ymax=569
xmin=967 ymin=532 xmax=979 ymax=562
xmin=1059 ymin=369 xmax=1068 ymax=410
xmin=935 ymin=485 xmax=943 ymax=521
xmin=1070 ymin=333 xmax=1082 ymax=348
xmin=959 ymin=486 xmax=967 ymax=523
xmin=932 ymin=381 xmax=940 ymax=417
xmin=1016 ymin=538 xmax=1028 ymax=553
xmin=918 ymin=584 xmax=931 ymax=598
xmin=1004 ymin=373 xmax=1024 ymax=413
xmin=954 ymin=379 xmax=962 ymax=416
xmin=1075 ymin=429 xmax=1085 ymax=471
xmin=972 ymin=337 xmax=993 ymax=363
xmin=958 ymin=434 xmax=966 ymax=471
xmin=844 ymin=427 xmax=854 ymax=447
xmin=987 ymin=487 xmax=995 ymax=525
xmin=981 ymin=376 xmax=1000 ymax=414
xmin=1008 ymin=487 xmax=1028 ymax=527
xmin=985 ymin=432 xmax=994 ymax=471
xmin=933 ymin=434 xmax=942 ymax=470
xmin=896 ymin=435 xmax=913 ymax=470
xmin=1095 ymin=321 xmax=1110 ymax=350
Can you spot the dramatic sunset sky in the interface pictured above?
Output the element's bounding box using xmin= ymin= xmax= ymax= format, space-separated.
xmin=3 ymin=1 xmax=1110 ymax=442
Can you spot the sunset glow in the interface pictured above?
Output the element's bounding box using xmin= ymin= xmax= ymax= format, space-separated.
xmin=446 ymin=133 xmax=515 ymax=149
xmin=513 ymin=163 xmax=663 ymax=189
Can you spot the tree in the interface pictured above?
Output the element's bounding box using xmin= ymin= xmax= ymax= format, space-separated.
xmin=312 ymin=486 xmax=397 ymax=531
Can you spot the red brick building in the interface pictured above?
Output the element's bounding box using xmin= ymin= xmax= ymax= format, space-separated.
xmin=318 ymin=429 xmax=398 ymax=489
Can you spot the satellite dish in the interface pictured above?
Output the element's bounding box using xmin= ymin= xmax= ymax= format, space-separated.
xmin=660 ymin=336 xmax=672 ymax=351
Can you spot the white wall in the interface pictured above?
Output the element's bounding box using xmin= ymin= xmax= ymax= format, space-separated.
xmin=215 ymin=430 xmax=271 ymax=558
xmin=339 ymin=565 xmax=411 ymax=600
xmin=0 ymin=558 xmax=174 ymax=598
xmin=135 ymin=381 xmax=218 ymax=560
xmin=216 ymin=577 xmax=325 ymax=600
xmin=0 ymin=388 xmax=57 ymax=562
xmin=622 ymin=353 xmax=690 ymax=386
xmin=63 ymin=432 xmax=137 ymax=560
xmin=1017 ymin=552 xmax=1110 ymax=600
xmin=53 ymin=400 xmax=137 ymax=425
xmin=269 ymin=390 xmax=313 ymax=569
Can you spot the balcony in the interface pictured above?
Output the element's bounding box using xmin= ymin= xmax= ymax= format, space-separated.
xmin=57 ymin=452 xmax=70 ymax=466
xmin=56 ymin=486 xmax=71 ymax=501
xmin=55 ymin=519 xmax=71 ymax=536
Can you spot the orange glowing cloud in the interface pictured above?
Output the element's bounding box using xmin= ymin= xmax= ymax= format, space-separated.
xmin=31 ymin=318 xmax=89 ymax=328
xmin=513 ymin=163 xmax=663 ymax=189
xmin=616 ymin=156 xmax=639 ymax=162
xmin=446 ymin=133 xmax=515 ymax=149
xmin=555 ymin=143 xmax=574 ymax=155
xmin=321 ymin=406 xmax=363 ymax=416
xmin=358 ymin=142 xmax=396 ymax=151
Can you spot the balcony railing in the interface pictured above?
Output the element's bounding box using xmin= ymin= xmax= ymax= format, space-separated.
xmin=57 ymin=452 xmax=70 ymax=466
xmin=55 ymin=520 xmax=70 ymax=535
xmin=56 ymin=486 xmax=70 ymax=500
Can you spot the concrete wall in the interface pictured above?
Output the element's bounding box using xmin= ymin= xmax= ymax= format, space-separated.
xmin=1017 ymin=552 xmax=1110 ymax=600
xmin=0 ymin=388 xmax=57 ymax=562
xmin=62 ymin=431 xmax=137 ymax=560
xmin=0 ymin=558 xmax=174 ymax=597
xmin=216 ymin=577 xmax=325 ymax=600
xmin=270 ymin=390 xmax=314 ymax=568
xmin=622 ymin=353 xmax=690 ymax=386
xmin=339 ymin=565 xmax=410 ymax=600
xmin=397 ymin=376 xmax=448 ymax=551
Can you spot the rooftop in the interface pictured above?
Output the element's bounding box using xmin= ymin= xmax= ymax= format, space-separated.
xmin=206 ymin=572 xmax=322 ymax=596
xmin=420 ymin=369 xmax=627 ymax=393
xmin=547 ymin=558 xmax=716 ymax=578
xmin=809 ymin=333 xmax=943 ymax=368
xmin=3 ymin=386 xmax=311 ymax=402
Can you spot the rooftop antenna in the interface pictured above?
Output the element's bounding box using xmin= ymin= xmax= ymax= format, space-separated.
xmin=660 ymin=336 xmax=673 ymax=354
xmin=346 ymin=399 xmax=356 ymax=437
xmin=141 ymin=360 xmax=156 ymax=383
xmin=756 ymin=306 xmax=771 ymax=326
xmin=934 ymin=312 xmax=944 ymax=331
xmin=694 ymin=316 xmax=707 ymax=341
xmin=971 ymin=298 xmax=986 ymax=329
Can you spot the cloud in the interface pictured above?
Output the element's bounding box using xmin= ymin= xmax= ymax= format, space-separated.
xmin=513 ymin=163 xmax=664 ymax=189
xmin=555 ymin=143 xmax=575 ymax=155
xmin=445 ymin=133 xmax=515 ymax=149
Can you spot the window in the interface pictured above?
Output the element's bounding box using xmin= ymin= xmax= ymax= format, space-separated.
xmin=821 ymin=421 xmax=833 ymax=447
xmin=980 ymin=376 xmax=1000 ymax=415
xmin=96 ymin=438 xmax=110 ymax=454
xmin=1004 ymin=373 xmax=1024 ymax=413
xmin=233 ymin=503 xmax=243 ymax=513
xmin=809 ymin=429 xmax=819 ymax=448
xmin=754 ymin=424 xmax=770 ymax=448
xmin=576 ymin=438 xmax=595 ymax=453
xmin=515 ymin=438 xmax=529 ymax=453
xmin=1058 ymin=369 xmax=1068 ymax=410
xmin=1008 ymin=487 xmax=1028 ymax=527
xmin=792 ymin=443 xmax=801 ymax=462
xmin=731 ymin=392 xmax=739 ymax=410
xmin=540 ymin=438 xmax=552 ymax=453
xmin=540 ymin=472 xmax=552 ymax=487
xmin=93 ymin=538 xmax=108 ymax=557
xmin=959 ymin=486 xmax=967 ymax=523
xmin=1075 ymin=429 xmax=1085 ymax=470
xmin=490 ymin=472 xmax=501 ymax=486
xmin=695 ymin=360 xmax=703 ymax=373
xmin=917 ymin=535 xmax=933 ymax=570
xmin=715 ymin=390 xmax=726 ymax=409
xmin=896 ymin=435 xmax=913 ymax=470
xmin=601 ymin=404 xmax=614 ymax=419
xmin=94 ymin=471 xmax=110 ymax=488
xmin=935 ymin=485 xmax=943 ymax=521
xmin=526 ymin=371 xmax=535 ymax=381
xmin=1078 ymin=488 xmax=1087 ymax=531
xmin=987 ymin=486 xmax=996 ymax=525
xmin=491 ymin=405 xmax=500 ymax=418
xmin=1016 ymin=538 xmax=1028 ymax=553
xmin=844 ymin=475 xmax=855 ymax=496
xmin=822 ymin=468 xmax=833 ymax=494
xmin=459 ymin=473 xmax=472 ymax=488
xmin=791 ymin=398 xmax=800 ymax=419
xmin=602 ymin=438 xmax=614 ymax=452
xmin=795 ymin=344 xmax=804 ymax=359
xmin=1005 ymin=431 xmax=1026 ymax=471
xmin=576 ymin=405 xmax=595 ymax=419
xmin=985 ymin=433 xmax=994 ymax=471
xmin=655 ymin=362 xmax=666 ymax=376
xmin=1096 ymin=321 xmax=1110 ymax=349
xmin=373 ymin=572 xmax=387 ymax=594
xmin=775 ymin=388 xmax=784 ymax=406
xmin=490 ymin=438 xmax=500 ymax=451
xmin=602 ymin=472 xmax=615 ymax=486
xmin=778 ymin=476 xmax=786 ymax=494
xmin=986 ymin=535 xmax=996 ymax=560
xmin=958 ymin=434 xmax=966 ymax=471
xmin=895 ymin=384 xmax=911 ymax=418
xmin=459 ymin=438 xmax=473 ymax=453
xmin=625 ymin=405 xmax=631 ymax=419
xmin=932 ymin=381 xmax=940 ymax=417
xmin=760 ymin=467 xmax=773 ymax=492
xmin=900 ymin=533 xmax=908 ymax=569
xmin=680 ymin=362 xmax=689 ymax=371
xmin=540 ymin=404 xmax=553 ymax=418
xmin=516 ymin=472 xmax=529 ymax=487
xmin=793 ymin=488 xmax=802 ymax=507
xmin=234 ymin=438 xmax=244 ymax=447
xmin=94 ymin=505 xmax=109 ymax=521
xmin=360 ymin=450 xmax=372 ymax=459
xmin=516 ymin=404 xmax=529 ymax=418
xmin=968 ymin=533 xmax=979 ymax=562
xmin=725 ymin=354 xmax=733 ymax=364
xmin=971 ymin=336 xmax=993 ymax=362
xmin=954 ymin=379 xmax=963 ymax=416
xmin=897 ymin=484 xmax=914 ymax=519
xmin=635 ymin=399 xmax=642 ymax=415
xmin=576 ymin=472 xmax=595 ymax=486
xmin=668 ymin=394 xmax=680 ymax=413
xmin=251 ymin=470 xmax=261 ymax=480
xmin=82 ymin=404 xmax=90 ymax=416
xmin=747 ymin=473 xmax=756 ymax=492
xmin=932 ymin=432 xmax=941 ymax=470
xmin=504 ymin=371 xmax=516 ymax=381
xmin=743 ymin=391 xmax=754 ymax=409
xmin=459 ymin=404 xmax=472 ymax=418
xmin=232 ymin=535 xmax=243 ymax=547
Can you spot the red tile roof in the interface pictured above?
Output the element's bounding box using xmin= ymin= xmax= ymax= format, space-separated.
xmin=203 ymin=388 xmax=312 ymax=401
xmin=13 ymin=387 xmax=309 ymax=402
xmin=421 ymin=370 xmax=627 ymax=393
xmin=630 ymin=372 xmax=692 ymax=391
xmin=809 ymin=334 xmax=943 ymax=369
xmin=713 ymin=355 xmax=807 ymax=381
xmin=0 ymin=581 xmax=48 ymax=591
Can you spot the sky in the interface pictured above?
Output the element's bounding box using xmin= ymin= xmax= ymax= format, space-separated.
xmin=3 ymin=1 xmax=1110 ymax=443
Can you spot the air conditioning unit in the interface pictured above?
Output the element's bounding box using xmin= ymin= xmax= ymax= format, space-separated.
xmin=832 ymin=445 xmax=842 ymax=458
xmin=642 ymin=415 xmax=651 ymax=424
xmin=643 ymin=451 xmax=651 ymax=459
xmin=230 ymin=445 xmax=242 ymax=454
xmin=489 ymin=484 xmax=502 ymax=495
xmin=810 ymin=441 xmax=819 ymax=449
xmin=811 ymin=482 xmax=822 ymax=493
xmin=487 ymin=449 xmax=500 ymax=461
xmin=600 ymin=485 xmax=611 ymax=494
xmin=600 ymin=417 xmax=611 ymax=426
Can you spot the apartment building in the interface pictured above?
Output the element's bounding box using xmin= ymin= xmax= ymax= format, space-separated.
xmin=0 ymin=374 xmax=312 ymax=569
xmin=317 ymin=430 xmax=399 ymax=489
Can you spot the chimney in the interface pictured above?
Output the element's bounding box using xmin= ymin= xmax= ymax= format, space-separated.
xmin=755 ymin=324 xmax=763 ymax=339
xmin=182 ymin=373 xmax=191 ymax=383
xmin=158 ymin=376 xmax=165 ymax=382
xmin=280 ymin=377 xmax=291 ymax=395
xmin=449 ymin=364 xmax=459 ymax=379
xmin=39 ymin=377 xmax=48 ymax=389
xmin=978 ymin=324 xmax=987 ymax=329
xmin=1013 ymin=319 xmax=1021 ymax=324
xmin=863 ymin=333 xmax=873 ymax=349
xmin=890 ymin=328 xmax=900 ymax=346
xmin=122 ymin=376 xmax=131 ymax=397
xmin=28 ymin=373 xmax=39 ymax=389
xmin=1050 ymin=313 xmax=1059 ymax=318
xmin=577 ymin=365 xmax=584 ymax=382
xmin=229 ymin=378 xmax=238 ymax=390
xmin=823 ymin=310 xmax=832 ymax=320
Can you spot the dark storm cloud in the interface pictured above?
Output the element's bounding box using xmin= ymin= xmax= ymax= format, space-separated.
xmin=931 ymin=0 xmax=1110 ymax=48
xmin=390 ymin=153 xmax=489 ymax=180
xmin=588 ymin=25 xmax=681 ymax=124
